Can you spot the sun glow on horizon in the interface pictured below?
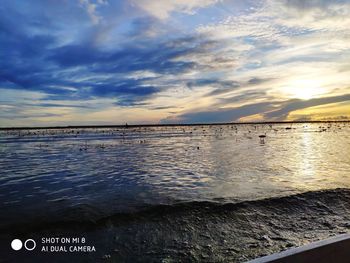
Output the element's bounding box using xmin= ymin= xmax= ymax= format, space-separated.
xmin=284 ymin=79 xmax=326 ymax=100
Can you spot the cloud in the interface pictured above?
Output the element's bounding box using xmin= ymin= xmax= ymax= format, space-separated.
xmin=47 ymin=35 xmax=211 ymax=74
xmin=130 ymin=0 xmax=220 ymax=19
xmin=1 ymin=113 xmax=63 ymax=119
xmin=162 ymin=93 xmax=350 ymax=123
xmin=0 ymin=3 xmax=219 ymax=108
xmin=265 ymin=93 xmax=350 ymax=120
xmin=0 ymin=25 xmax=221 ymax=106
xmin=186 ymin=78 xmax=240 ymax=95
xmin=247 ymin=77 xmax=273 ymax=85
xmin=128 ymin=17 xmax=168 ymax=39
xmin=1 ymin=0 xmax=350 ymax=125
xmin=79 ymin=0 xmax=107 ymax=24
xmin=218 ymin=91 xmax=270 ymax=105
xmin=162 ymin=101 xmax=274 ymax=123
xmin=266 ymin=0 xmax=350 ymax=32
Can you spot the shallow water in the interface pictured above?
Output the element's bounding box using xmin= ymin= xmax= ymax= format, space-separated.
xmin=0 ymin=122 xmax=350 ymax=226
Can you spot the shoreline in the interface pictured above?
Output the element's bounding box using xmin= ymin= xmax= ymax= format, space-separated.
xmin=1 ymin=120 xmax=349 ymax=131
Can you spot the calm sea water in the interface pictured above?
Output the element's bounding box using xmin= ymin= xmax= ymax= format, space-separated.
xmin=0 ymin=122 xmax=349 ymax=225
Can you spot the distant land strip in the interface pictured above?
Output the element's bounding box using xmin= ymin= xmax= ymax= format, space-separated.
xmin=0 ymin=120 xmax=349 ymax=130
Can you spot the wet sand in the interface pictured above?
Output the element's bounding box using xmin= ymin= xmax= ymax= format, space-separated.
xmin=1 ymin=188 xmax=350 ymax=262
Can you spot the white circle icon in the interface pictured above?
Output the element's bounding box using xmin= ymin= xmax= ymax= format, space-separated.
xmin=11 ymin=239 xmax=23 ymax=250
xmin=24 ymin=239 xmax=36 ymax=251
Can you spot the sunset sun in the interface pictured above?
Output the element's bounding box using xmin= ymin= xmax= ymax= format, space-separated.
xmin=285 ymin=79 xmax=325 ymax=100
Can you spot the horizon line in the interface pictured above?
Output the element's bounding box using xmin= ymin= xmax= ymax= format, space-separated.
xmin=1 ymin=120 xmax=349 ymax=130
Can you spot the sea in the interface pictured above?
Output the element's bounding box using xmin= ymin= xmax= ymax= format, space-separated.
xmin=0 ymin=122 xmax=349 ymax=262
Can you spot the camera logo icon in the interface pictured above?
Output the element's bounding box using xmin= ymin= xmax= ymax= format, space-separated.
xmin=11 ymin=239 xmax=36 ymax=251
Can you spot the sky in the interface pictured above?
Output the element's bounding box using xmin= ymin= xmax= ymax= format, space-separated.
xmin=0 ymin=0 xmax=350 ymax=127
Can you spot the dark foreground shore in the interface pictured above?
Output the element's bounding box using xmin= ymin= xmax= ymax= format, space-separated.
xmin=1 ymin=188 xmax=350 ymax=262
